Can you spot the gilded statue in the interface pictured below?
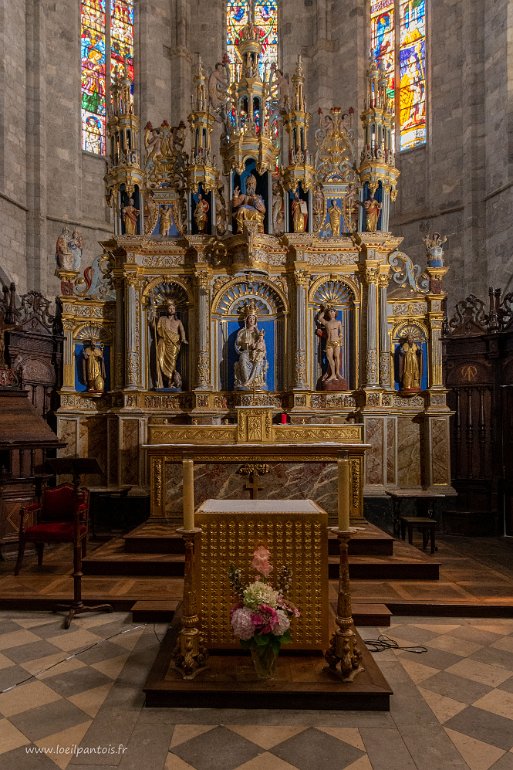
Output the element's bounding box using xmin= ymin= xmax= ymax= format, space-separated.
xmin=327 ymin=200 xmax=342 ymax=236
xmin=159 ymin=205 xmax=172 ymax=236
xmin=83 ymin=341 xmax=106 ymax=394
xmin=122 ymin=198 xmax=140 ymax=235
xmin=363 ymin=196 xmax=381 ymax=232
xmin=292 ymin=191 xmax=308 ymax=233
xmin=234 ymin=300 xmax=268 ymax=390
xmin=343 ymin=185 xmax=359 ymax=233
xmin=312 ymin=185 xmax=325 ymax=233
xmin=316 ymin=306 xmax=346 ymax=387
xmin=272 ymin=179 xmax=285 ymax=235
xmin=399 ymin=335 xmax=422 ymax=392
xmin=232 ymin=174 xmax=266 ymax=233
xmin=156 ymin=299 xmax=188 ymax=389
xmin=194 ymin=194 xmax=209 ymax=233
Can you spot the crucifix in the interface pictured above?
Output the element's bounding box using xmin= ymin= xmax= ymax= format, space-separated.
xmin=238 ymin=462 xmax=270 ymax=500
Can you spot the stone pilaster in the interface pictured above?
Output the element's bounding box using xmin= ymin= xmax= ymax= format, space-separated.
xmin=293 ymin=266 xmax=308 ymax=390
xmin=194 ymin=268 xmax=212 ymax=390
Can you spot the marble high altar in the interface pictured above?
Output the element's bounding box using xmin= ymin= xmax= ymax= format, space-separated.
xmin=55 ymin=4 xmax=453 ymax=518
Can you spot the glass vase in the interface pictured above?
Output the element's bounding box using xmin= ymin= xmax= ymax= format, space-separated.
xmin=250 ymin=644 xmax=278 ymax=680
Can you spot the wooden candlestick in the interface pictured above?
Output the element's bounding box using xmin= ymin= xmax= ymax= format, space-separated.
xmin=337 ymin=456 xmax=350 ymax=531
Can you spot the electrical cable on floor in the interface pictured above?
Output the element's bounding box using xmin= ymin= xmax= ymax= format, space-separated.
xmin=0 ymin=622 xmax=147 ymax=694
xmin=363 ymin=634 xmax=428 ymax=654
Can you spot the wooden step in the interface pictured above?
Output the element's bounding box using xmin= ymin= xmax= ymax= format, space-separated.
xmin=352 ymin=603 xmax=391 ymax=627
xmin=131 ymin=600 xmax=179 ymax=622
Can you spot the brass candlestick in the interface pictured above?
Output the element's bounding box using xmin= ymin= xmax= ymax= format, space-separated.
xmin=173 ymin=527 xmax=208 ymax=679
xmin=324 ymin=527 xmax=364 ymax=682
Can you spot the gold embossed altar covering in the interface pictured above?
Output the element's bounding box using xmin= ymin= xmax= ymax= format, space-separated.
xmin=196 ymin=499 xmax=329 ymax=651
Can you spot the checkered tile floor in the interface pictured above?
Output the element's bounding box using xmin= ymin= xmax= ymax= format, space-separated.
xmin=0 ymin=612 xmax=512 ymax=769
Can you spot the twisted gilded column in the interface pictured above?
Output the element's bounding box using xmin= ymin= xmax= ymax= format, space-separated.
xmin=195 ymin=269 xmax=212 ymax=390
xmin=293 ymin=267 xmax=308 ymax=390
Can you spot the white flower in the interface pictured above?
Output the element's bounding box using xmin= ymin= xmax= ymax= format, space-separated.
xmin=243 ymin=580 xmax=279 ymax=610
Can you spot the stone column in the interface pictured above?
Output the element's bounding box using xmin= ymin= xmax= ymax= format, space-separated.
xmin=378 ymin=271 xmax=391 ymax=388
xmin=195 ymin=269 xmax=212 ymax=390
xmin=364 ymin=266 xmax=379 ymax=388
xmin=293 ymin=267 xmax=308 ymax=390
xmin=124 ymin=274 xmax=139 ymax=390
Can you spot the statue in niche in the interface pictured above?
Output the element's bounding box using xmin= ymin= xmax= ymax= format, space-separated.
xmin=194 ymin=194 xmax=210 ymax=232
xmin=363 ymin=196 xmax=381 ymax=233
xmin=232 ymin=174 xmax=266 ymax=233
xmin=292 ymin=191 xmax=308 ymax=233
xmin=82 ymin=341 xmax=106 ymax=394
xmin=272 ymin=178 xmax=285 ymax=235
xmin=234 ymin=300 xmax=268 ymax=390
xmin=327 ymin=200 xmax=342 ymax=236
xmin=399 ymin=335 xmax=422 ymax=392
xmin=159 ymin=205 xmax=172 ymax=236
xmin=312 ymin=185 xmax=325 ymax=233
xmin=423 ymin=232 xmax=447 ymax=267
xmin=122 ymin=198 xmax=140 ymax=235
xmin=156 ymin=299 xmax=188 ymax=389
xmin=315 ymin=306 xmax=347 ymax=390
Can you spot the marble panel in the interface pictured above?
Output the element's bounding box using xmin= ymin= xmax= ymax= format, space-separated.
xmin=432 ymin=418 xmax=450 ymax=485
xmin=107 ymin=419 xmax=118 ymax=485
xmin=386 ymin=417 xmax=396 ymax=485
xmin=120 ymin=420 xmax=140 ymax=486
xmin=164 ymin=461 xmax=339 ymax=518
xmin=397 ymin=417 xmax=421 ymax=488
xmin=366 ymin=418 xmax=384 ymax=485
xmin=57 ymin=419 xmax=78 ymax=457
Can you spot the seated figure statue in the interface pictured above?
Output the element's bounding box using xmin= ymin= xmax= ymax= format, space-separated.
xmin=234 ymin=300 xmax=268 ymax=390
xmin=232 ymin=174 xmax=266 ymax=233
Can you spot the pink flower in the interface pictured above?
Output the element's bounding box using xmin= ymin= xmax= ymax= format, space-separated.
xmin=252 ymin=546 xmax=273 ymax=577
xmin=231 ymin=607 xmax=255 ymax=640
xmin=273 ymin=609 xmax=291 ymax=636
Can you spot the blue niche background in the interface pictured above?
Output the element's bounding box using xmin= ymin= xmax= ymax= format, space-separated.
xmin=393 ymin=340 xmax=428 ymax=391
xmin=223 ymin=318 xmax=275 ymax=391
xmin=75 ymin=343 xmax=110 ymax=392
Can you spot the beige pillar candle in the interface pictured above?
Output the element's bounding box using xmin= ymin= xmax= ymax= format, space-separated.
xmin=337 ymin=457 xmax=350 ymax=531
xmin=182 ymin=459 xmax=195 ymax=530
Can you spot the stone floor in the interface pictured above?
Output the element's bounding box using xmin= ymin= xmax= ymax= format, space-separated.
xmin=1 ymin=611 xmax=513 ymax=770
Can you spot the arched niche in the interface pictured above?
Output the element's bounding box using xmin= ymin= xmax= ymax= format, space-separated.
xmin=309 ymin=278 xmax=357 ymax=390
xmin=74 ymin=323 xmax=113 ymax=393
xmin=392 ymin=321 xmax=429 ymax=391
xmin=143 ymin=280 xmax=191 ymax=391
xmin=212 ymin=279 xmax=287 ymax=392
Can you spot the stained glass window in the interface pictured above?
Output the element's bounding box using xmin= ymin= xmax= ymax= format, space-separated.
xmin=81 ymin=0 xmax=134 ymax=155
xmin=226 ymin=1 xmax=278 ymax=76
xmin=371 ymin=0 xmax=426 ymax=151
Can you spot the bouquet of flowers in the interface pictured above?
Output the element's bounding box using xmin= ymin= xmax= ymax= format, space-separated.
xmin=229 ymin=546 xmax=300 ymax=675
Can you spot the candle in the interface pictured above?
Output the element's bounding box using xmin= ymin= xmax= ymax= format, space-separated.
xmin=280 ymin=413 xmax=287 ymax=425
xmin=337 ymin=457 xmax=350 ymax=531
xmin=182 ymin=459 xmax=195 ymax=530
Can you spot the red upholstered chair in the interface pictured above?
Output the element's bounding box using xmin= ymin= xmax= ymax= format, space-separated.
xmin=14 ymin=484 xmax=89 ymax=575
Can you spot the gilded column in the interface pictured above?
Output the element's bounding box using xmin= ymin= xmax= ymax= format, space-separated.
xmin=294 ymin=267 xmax=308 ymax=390
xmin=364 ymin=266 xmax=379 ymax=388
xmin=61 ymin=318 xmax=75 ymax=392
xmin=113 ymin=275 xmax=124 ymax=391
xmin=195 ymin=269 xmax=212 ymax=390
xmin=378 ymin=270 xmax=391 ymax=388
xmin=124 ymin=273 xmax=139 ymax=390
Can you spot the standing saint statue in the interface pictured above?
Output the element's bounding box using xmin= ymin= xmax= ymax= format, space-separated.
xmin=399 ymin=335 xmax=422 ymax=392
xmin=234 ymin=300 xmax=268 ymax=390
xmin=363 ymin=196 xmax=381 ymax=232
xmin=159 ymin=205 xmax=172 ymax=236
xmin=156 ymin=299 xmax=188 ymax=389
xmin=122 ymin=198 xmax=140 ymax=235
xmin=292 ymin=191 xmax=308 ymax=233
xmin=83 ymin=341 xmax=106 ymax=394
xmin=194 ymin=194 xmax=210 ymax=232
xmin=315 ymin=306 xmax=347 ymax=389
xmin=232 ymin=174 xmax=266 ymax=233
xmin=327 ymin=200 xmax=342 ymax=236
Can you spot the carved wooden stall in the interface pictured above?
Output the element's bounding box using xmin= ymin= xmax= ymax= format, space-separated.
xmin=443 ymin=289 xmax=513 ymax=535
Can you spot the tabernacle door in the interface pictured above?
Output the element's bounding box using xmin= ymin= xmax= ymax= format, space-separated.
xmin=196 ymin=499 xmax=329 ymax=651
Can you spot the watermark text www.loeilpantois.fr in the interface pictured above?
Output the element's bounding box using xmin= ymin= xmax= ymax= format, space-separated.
xmin=26 ymin=744 xmax=128 ymax=756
